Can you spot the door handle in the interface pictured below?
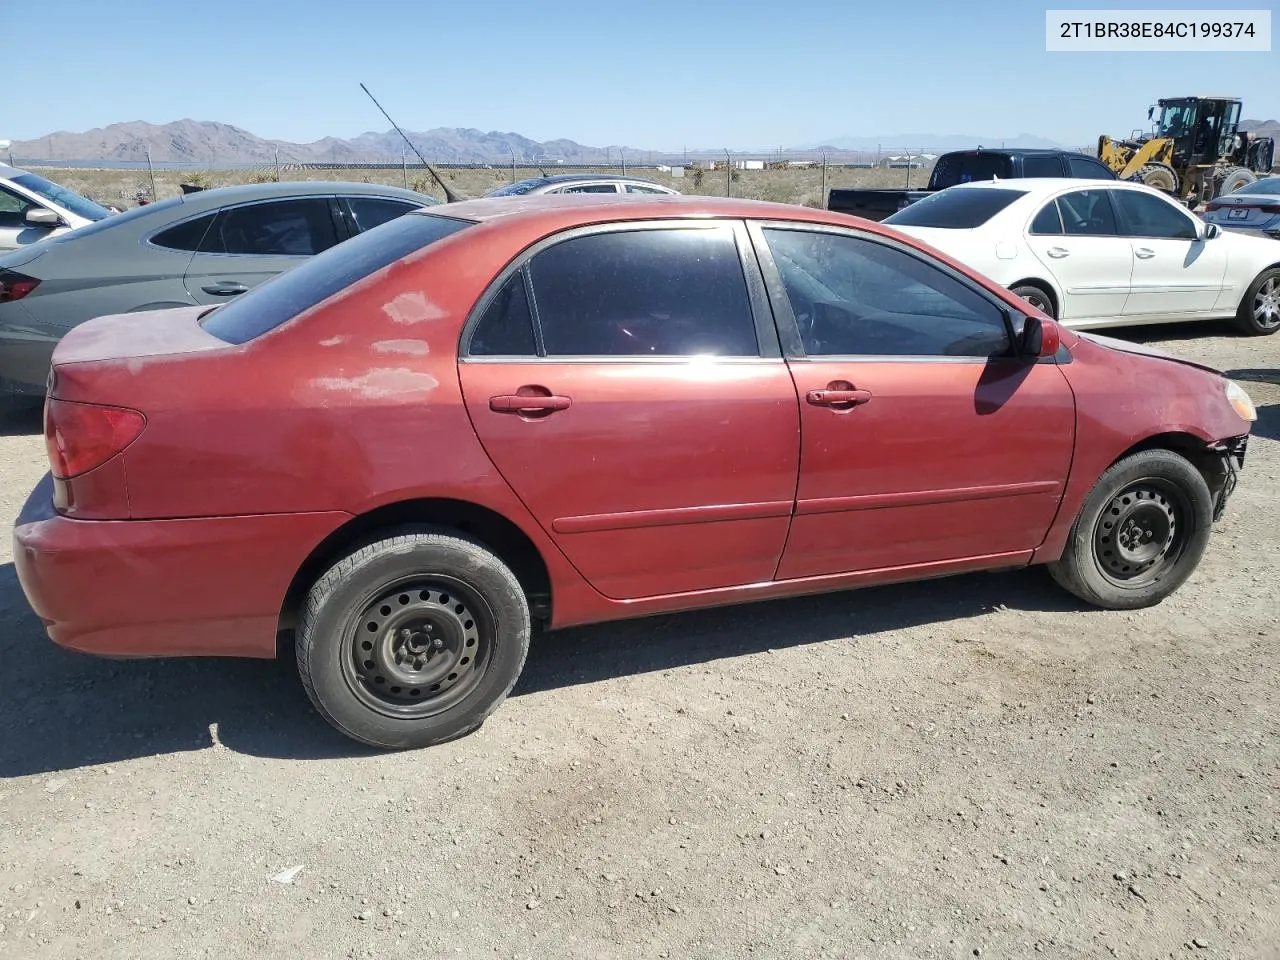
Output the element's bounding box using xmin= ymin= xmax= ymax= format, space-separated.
xmin=201 ymin=281 xmax=249 ymax=296
xmin=807 ymin=388 xmax=872 ymax=407
xmin=489 ymin=394 xmax=571 ymax=414
xmin=1046 ymin=247 xmax=1070 ymax=259
xmin=1135 ymin=247 xmax=1156 ymax=259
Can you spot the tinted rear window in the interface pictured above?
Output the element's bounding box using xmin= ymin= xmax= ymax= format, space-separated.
xmin=930 ymin=153 xmax=1013 ymax=189
xmin=200 ymin=212 xmax=472 ymax=344
xmin=884 ymin=187 xmax=1026 ymax=228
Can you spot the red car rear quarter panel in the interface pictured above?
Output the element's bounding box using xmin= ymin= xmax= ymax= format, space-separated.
xmin=101 ymin=216 xmax=602 ymax=629
xmin=13 ymin=475 xmax=348 ymax=658
xmin=1035 ymin=336 xmax=1250 ymax=563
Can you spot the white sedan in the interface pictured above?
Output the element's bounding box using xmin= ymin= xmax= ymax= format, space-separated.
xmin=882 ymin=178 xmax=1280 ymax=336
xmin=0 ymin=163 xmax=114 ymax=251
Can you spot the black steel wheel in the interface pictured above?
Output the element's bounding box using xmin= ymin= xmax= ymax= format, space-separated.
xmin=296 ymin=528 xmax=531 ymax=750
xmin=343 ymin=576 xmax=493 ymax=719
xmin=1090 ymin=480 xmax=1190 ymax=588
xmin=1048 ymin=449 xmax=1213 ymax=609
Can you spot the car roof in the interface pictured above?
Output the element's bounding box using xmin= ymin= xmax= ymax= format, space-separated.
xmin=416 ymin=192 xmax=887 ymax=232
xmin=938 ymin=177 xmax=1147 ymax=196
xmin=168 ymin=179 xmax=439 ymax=208
xmin=537 ymin=173 xmax=661 ymax=184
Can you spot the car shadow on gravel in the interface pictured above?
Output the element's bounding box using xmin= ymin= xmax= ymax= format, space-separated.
xmin=0 ymin=400 xmax=43 ymax=437
xmin=0 ymin=558 xmax=1090 ymax=776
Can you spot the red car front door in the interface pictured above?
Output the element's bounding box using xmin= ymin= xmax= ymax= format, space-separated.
xmin=458 ymin=220 xmax=801 ymax=601
xmin=749 ymin=222 xmax=1076 ymax=580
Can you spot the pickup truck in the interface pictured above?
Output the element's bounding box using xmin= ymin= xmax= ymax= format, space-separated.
xmin=827 ymin=148 xmax=1118 ymax=221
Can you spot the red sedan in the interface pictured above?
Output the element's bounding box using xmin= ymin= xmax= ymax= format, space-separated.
xmin=13 ymin=195 xmax=1256 ymax=749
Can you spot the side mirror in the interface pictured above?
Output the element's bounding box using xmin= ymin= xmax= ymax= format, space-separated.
xmin=1019 ymin=314 xmax=1061 ymax=358
xmin=24 ymin=207 xmax=62 ymax=228
xmin=1200 ymin=222 xmax=1221 ymax=240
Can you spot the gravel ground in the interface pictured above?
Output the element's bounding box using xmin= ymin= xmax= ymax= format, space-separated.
xmin=0 ymin=321 xmax=1277 ymax=960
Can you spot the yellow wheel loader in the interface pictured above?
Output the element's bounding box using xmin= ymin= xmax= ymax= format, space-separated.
xmin=1098 ymin=96 xmax=1275 ymax=204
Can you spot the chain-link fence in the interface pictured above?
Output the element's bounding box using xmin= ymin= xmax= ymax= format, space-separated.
xmin=11 ymin=146 xmax=1106 ymax=211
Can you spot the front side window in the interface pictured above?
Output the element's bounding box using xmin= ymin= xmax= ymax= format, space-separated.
xmin=199 ymin=198 xmax=339 ymax=256
xmin=1111 ymin=189 xmax=1197 ymax=239
xmin=526 ymin=226 xmax=759 ymax=357
xmin=0 ymin=185 xmax=33 ymax=228
xmin=1056 ymin=189 xmax=1118 ymax=236
xmin=762 ymin=228 xmax=1011 ymax=358
xmin=625 ymin=184 xmax=670 ymax=194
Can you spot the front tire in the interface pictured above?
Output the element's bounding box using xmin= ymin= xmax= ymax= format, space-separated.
xmin=296 ymin=528 xmax=531 ymax=750
xmin=1010 ymin=283 xmax=1057 ymax=319
xmin=1047 ymin=450 xmax=1213 ymax=610
xmin=1235 ymin=267 xmax=1280 ymax=336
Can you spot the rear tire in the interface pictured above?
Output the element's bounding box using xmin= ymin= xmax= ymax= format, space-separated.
xmin=296 ymin=528 xmax=531 ymax=750
xmin=1010 ymin=283 xmax=1057 ymax=319
xmin=1047 ymin=450 xmax=1212 ymax=610
xmin=1235 ymin=267 xmax=1280 ymax=336
xmin=1217 ymin=166 xmax=1257 ymax=197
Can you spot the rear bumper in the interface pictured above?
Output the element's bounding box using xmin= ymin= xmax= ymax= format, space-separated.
xmin=12 ymin=472 xmax=349 ymax=658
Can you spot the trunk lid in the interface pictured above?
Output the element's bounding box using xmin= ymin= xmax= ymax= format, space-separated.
xmin=51 ymin=305 xmax=230 ymax=372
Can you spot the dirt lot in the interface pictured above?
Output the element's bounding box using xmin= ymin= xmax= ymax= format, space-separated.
xmin=0 ymin=322 xmax=1277 ymax=960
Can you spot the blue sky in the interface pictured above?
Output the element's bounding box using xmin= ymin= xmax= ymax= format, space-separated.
xmin=10 ymin=0 xmax=1278 ymax=150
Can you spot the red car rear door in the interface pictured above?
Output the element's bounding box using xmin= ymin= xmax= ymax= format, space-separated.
xmin=457 ymin=220 xmax=801 ymax=601
xmin=748 ymin=221 xmax=1076 ymax=580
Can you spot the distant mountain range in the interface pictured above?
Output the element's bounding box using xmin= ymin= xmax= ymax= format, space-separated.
xmin=8 ymin=118 xmax=1279 ymax=166
xmin=798 ymin=132 xmax=1066 ymax=151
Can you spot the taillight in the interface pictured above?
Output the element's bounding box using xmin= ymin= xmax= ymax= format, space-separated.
xmin=0 ymin=270 xmax=40 ymax=303
xmin=44 ymin=398 xmax=146 ymax=479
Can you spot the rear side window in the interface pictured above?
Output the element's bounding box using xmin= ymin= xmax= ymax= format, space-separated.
xmin=199 ymin=198 xmax=339 ymax=256
xmin=885 ymin=187 xmax=1026 ymax=228
xmin=1021 ymin=155 xmax=1063 ymax=177
xmin=200 ymin=213 xmax=472 ymax=344
xmin=526 ymin=226 xmax=759 ymax=357
xmin=345 ymin=196 xmax=425 ymax=233
xmin=1057 ymin=189 xmax=1118 ymax=236
xmin=1068 ymin=155 xmax=1116 ymax=179
xmin=470 ymin=271 xmax=537 ymax=356
xmin=930 ymin=153 xmax=1012 ymax=189
xmin=1029 ymin=202 xmax=1064 ymax=235
xmin=150 ymin=213 xmax=217 ymax=251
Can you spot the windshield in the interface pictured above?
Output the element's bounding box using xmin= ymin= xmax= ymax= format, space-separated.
xmin=486 ymin=178 xmax=549 ymax=197
xmin=885 ymin=187 xmax=1027 ymax=228
xmin=201 ymin=212 xmax=474 ymax=344
xmin=11 ymin=172 xmax=113 ymax=221
xmin=1157 ymin=101 xmax=1197 ymax=138
xmin=1234 ymin=176 xmax=1280 ymax=196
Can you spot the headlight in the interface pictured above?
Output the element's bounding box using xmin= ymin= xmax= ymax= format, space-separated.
xmin=1225 ymin=380 xmax=1257 ymax=422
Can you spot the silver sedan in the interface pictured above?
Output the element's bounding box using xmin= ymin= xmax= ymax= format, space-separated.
xmin=1203 ymin=175 xmax=1280 ymax=240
